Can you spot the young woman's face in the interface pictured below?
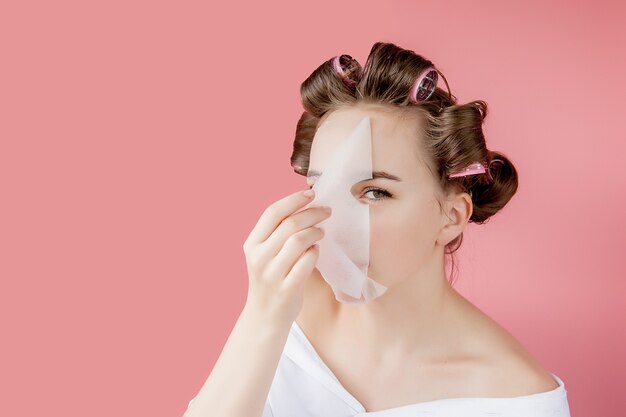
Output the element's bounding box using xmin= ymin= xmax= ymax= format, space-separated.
xmin=307 ymin=103 xmax=447 ymax=289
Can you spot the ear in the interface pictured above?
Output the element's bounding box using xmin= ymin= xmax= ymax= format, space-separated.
xmin=436 ymin=191 xmax=473 ymax=246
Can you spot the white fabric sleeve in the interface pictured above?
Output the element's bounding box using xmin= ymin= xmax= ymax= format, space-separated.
xmin=185 ymin=396 xmax=274 ymax=417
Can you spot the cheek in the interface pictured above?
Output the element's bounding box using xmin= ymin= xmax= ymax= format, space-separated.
xmin=368 ymin=197 xmax=440 ymax=275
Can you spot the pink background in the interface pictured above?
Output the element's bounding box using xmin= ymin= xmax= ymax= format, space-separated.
xmin=1 ymin=1 xmax=624 ymax=416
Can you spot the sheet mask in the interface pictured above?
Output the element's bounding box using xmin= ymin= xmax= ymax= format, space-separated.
xmin=303 ymin=116 xmax=388 ymax=303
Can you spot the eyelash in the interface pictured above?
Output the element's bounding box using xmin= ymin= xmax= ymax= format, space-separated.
xmin=362 ymin=187 xmax=392 ymax=202
xmin=307 ymin=184 xmax=392 ymax=202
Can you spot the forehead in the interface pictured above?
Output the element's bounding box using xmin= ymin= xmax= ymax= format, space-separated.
xmin=309 ymin=104 xmax=426 ymax=182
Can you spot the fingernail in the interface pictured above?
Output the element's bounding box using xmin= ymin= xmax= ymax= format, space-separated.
xmin=303 ymin=189 xmax=315 ymax=198
xmin=322 ymin=206 xmax=332 ymax=213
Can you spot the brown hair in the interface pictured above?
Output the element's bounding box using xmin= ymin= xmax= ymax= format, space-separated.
xmin=290 ymin=42 xmax=518 ymax=285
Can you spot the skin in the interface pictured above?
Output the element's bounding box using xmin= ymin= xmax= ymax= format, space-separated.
xmin=296 ymin=102 xmax=559 ymax=412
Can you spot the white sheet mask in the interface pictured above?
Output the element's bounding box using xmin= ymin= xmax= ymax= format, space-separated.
xmin=303 ymin=116 xmax=388 ymax=303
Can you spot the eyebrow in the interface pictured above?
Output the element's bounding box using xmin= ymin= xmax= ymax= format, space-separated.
xmin=307 ymin=170 xmax=402 ymax=182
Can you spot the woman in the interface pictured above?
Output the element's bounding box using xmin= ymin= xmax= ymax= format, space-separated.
xmin=184 ymin=42 xmax=571 ymax=417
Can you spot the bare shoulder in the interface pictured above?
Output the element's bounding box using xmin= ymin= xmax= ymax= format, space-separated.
xmin=460 ymin=302 xmax=560 ymax=397
xmin=299 ymin=276 xmax=560 ymax=400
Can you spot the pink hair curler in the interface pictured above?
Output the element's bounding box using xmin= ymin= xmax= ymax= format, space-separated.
xmin=448 ymin=159 xmax=504 ymax=181
xmin=448 ymin=161 xmax=487 ymax=178
xmin=331 ymin=54 xmax=361 ymax=89
xmin=408 ymin=66 xmax=438 ymax=103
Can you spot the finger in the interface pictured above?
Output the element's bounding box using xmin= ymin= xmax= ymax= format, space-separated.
xmin=261 ymin=206 xmax=330 ymax=260
xmin=265 ymin=226 xmax=324 ymax=281
xmin=282 ymin=244 xmax=319 ymax=293
xmin=246 ymin=188 xmax=314 ymax=247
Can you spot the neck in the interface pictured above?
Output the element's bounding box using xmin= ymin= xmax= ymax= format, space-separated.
xmin=331 ymin=249 xmax=462 ymax=358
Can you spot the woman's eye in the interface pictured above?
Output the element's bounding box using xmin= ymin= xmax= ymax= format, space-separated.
xmin=362 ymin=187 xmax=392 ymax=202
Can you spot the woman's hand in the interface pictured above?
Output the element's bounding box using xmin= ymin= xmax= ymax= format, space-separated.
xmin=184 ymin=189 xmax=331 ymax=417
xmin=242 ymin=188 xmax=331 ymax=328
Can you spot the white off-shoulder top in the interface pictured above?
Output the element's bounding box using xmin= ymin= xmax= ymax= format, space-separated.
xmin=187 ymin=320 xmax=571 ymax=416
